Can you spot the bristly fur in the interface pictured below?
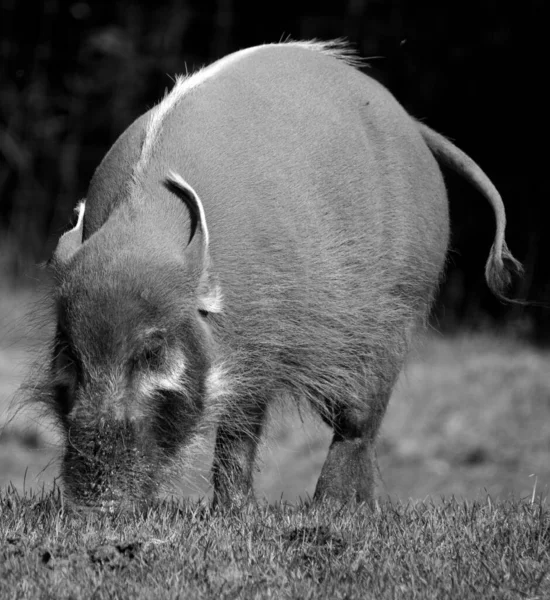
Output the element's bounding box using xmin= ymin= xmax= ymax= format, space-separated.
xmin=485 ymin=240 xmax=524 ymax=301
xmin=289 ymin=38 xmax=367 ymax=68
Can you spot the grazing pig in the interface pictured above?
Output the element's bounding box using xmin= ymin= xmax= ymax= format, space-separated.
xmin=40 ymin=41 xmax=521 ymax=509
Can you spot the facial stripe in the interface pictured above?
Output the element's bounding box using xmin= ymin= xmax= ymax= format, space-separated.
xmin=60 ymin=200 xmax=85 ymax=240
xmin=137 ymin=349 xmax=187 ymax=398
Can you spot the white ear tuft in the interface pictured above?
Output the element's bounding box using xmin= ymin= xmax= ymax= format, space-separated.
xmin=52 ymin=200 xmax=86 ymax=266
xmin=199 ymin=283 xmax=223 ymax=314
xmin=71 ymin=201 xmax=86 ymax=233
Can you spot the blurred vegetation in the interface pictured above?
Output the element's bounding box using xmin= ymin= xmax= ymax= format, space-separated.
xmin=0 ymin=0 xmax=546 ymax=338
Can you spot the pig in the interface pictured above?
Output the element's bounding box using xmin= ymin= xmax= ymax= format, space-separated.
xmin=38 ymin=41 xmax=521 ymax=510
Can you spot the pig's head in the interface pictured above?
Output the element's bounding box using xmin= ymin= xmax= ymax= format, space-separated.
xmin=45 ymin=173 xmax=223 ymax=509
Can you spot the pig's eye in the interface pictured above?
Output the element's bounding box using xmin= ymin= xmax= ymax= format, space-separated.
xmin=55 ymin=383 xmax=74 ymax=415
xmin=134 ymin=343 xmax=165 ymax=372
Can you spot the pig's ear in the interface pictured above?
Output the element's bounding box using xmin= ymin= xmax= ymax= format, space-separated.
xmin=164 ymin=172 xmax=223 ymax=314
xmin=50 ymin=201 xmax=86 ymax=268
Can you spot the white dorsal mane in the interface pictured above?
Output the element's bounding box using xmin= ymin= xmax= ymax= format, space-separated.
xmin=133 ymin=40 xmax=360 ymax=179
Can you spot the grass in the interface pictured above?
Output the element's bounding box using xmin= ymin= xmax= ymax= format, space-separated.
xmin=2 ymin=284 xmax=550 ymax=597
xmin=1 ymin=486 xmax=549 ymax=599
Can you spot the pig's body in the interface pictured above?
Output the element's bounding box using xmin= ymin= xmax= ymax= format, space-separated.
xmin=44 ymin=42 xmax=520 ymax=509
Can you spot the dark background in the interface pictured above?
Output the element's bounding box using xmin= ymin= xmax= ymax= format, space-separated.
xmin=0 ymin=0 xmax=546 ymax=339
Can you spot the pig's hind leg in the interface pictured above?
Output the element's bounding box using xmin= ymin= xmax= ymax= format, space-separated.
xmin=313 ymin=366 xmax=400 ymax=506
